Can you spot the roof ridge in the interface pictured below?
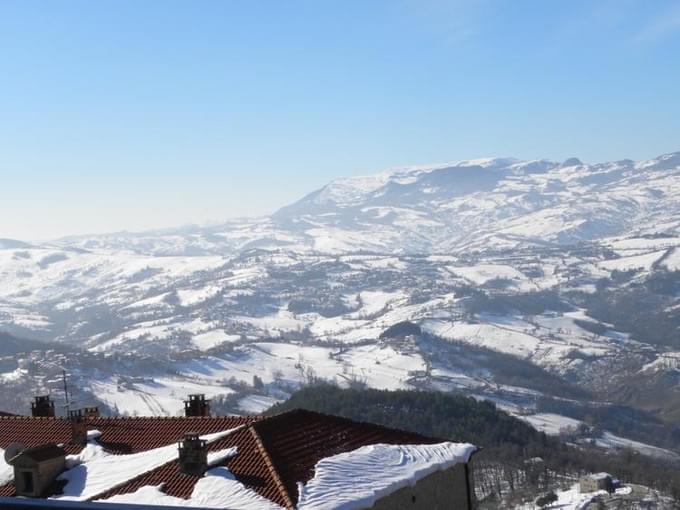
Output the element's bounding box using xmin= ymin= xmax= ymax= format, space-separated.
xmin=0 ymin=415 xmax=258 ymax=421
xmin=0 ymin=416 xmax=63 ymax=420
xmin=263 ymin=408 xmax=447 ymax=442
xmin=248 ymin=424 xmax=295 ymax=510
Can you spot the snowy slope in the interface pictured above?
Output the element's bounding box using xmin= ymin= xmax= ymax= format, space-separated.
xmin=2 ymin=150 xmax=680 ymax=461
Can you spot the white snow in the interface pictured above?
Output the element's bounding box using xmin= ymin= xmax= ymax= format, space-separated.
xmin=422 ymin=311 xmax=612 ymax=370
xmin=0 ymin=448 xmax=13 ymax=485
xmin=297 ymin=442 xmax=475 ymax=510
xmin=192 ymin=329 xmax=241 ymax=351
xmin=88 ymin=376 xmax=235 ymax=417
xmin=598 ymin=250 xmax=666 ymax=272
xmin=177 ymin=285 xmax=222 ymax=307
xmin=515 ymin=482 xmax=636 ymax=509
xmin=98 ymin=467 xmax=282 ymax=509
xmin=662 ymin=247 xmax=680 ymax=271
xmin=517 ymin=483 xmax=600 ymax=509
xmin=447 ymin=264 xmax=530 ymax=288
xmin=178 ymin=342 xmax=425 ymax=395
xmin=590 ymin=431 xmax=680 ymax=462
xmin=53 ymin=428 xmax=243 ymax=501
xmin=521 ymin=413 xmax=583 ymax=435
xmin=237 ymin=395 xmax=282 ymax=414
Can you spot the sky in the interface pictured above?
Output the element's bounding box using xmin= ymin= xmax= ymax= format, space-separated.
xmin=1 ymin=0 xmax=680 ymax=241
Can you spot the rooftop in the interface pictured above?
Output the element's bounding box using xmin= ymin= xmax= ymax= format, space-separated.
xmin=0 ymin=409 xmax=474 ymax=509
xmin=586 ymin=472 xmax=613 ymax=481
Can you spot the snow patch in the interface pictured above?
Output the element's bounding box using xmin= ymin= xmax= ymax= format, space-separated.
xmin=54 ymin=428 xmax=243 ymax=501
xmin=297 ymin=442 xmax=475 ymax=510
xmin=98 ymin=467 xmax=282 ymax=509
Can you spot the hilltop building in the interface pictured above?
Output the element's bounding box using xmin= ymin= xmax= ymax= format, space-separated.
xmin=580 ymin=472 xmax=614 ymax=493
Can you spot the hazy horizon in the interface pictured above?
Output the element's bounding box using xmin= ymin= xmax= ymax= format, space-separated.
xmin=2 ymin=0 xmax=680 ymax=240
xmin=4 ymin=148 xmax=678 ymax=243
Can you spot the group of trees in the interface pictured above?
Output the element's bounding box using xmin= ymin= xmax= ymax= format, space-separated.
xmin=583 ymin=269 xmax=680 ymax=350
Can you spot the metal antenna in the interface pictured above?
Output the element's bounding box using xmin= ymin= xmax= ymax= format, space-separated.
xmin=62 ymin=369 xmax=70 ymax=415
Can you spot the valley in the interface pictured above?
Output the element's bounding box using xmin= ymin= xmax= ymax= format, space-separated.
xmin=2 ymin=152 xmax=680 ymax=469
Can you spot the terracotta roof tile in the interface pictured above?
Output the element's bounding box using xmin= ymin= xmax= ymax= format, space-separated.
xmin=0 ymin=410 xmax=457 ymax=508
xmin=251 ymin=409 xmax=441 ymax=505
xmin=87 ymin=416 xmax=256 ymax=454
xmin=94 ymin=425 xmax=288 ymax=507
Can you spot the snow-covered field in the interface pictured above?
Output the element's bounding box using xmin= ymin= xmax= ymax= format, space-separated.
xmin=521 ymin=413 xmax=583 ymax=435
xmin=88 ymin=377 xmax=237 ymax=417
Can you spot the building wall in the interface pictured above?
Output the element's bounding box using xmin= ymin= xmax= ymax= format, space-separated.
xmin=580 ymin=479 xmax=598 ymax=493
xmin=580 ymin=477 xmax=611 ymax=493
xmin=37 ymin=458 xmax=65 ymax=496
xmin=14 ymin=457 xmax=65 ymax=497
xmin=370 ymin=463 xmax=471 ymax=510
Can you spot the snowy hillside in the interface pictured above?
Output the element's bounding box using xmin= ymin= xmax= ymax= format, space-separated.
xmin=1 ymin=151 xmax=680 ymax=462
xmin=42 ymin=151 xmax=680 ymax=256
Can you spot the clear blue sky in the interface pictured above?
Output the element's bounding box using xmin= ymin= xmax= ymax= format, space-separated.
xmin=1 ymin=0 xmax=679 ymax=240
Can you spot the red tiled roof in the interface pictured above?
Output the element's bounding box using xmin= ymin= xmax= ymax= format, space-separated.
xmin=252 ymin=409 xmax=441 ymax=505
xmin=93 ymin=425 xmax=288 ymax=507
xmin=0 ymin=415 xmax=258 ymax=499
xmin=0 ymin=415 xmax=255 ymax=454
xmin=0 ymin=410 xmax=457 ymax=508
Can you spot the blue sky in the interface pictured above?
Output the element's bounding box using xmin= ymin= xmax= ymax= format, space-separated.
xmin=1 ymin=0 xmax=679 ymax=240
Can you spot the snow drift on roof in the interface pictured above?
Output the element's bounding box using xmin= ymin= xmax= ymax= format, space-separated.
xmin=53 ymin=427 xmax=243 ymax=501
xmin=98 ymin=467 xmax=283 ymax=509
xmin=296 ymin=441 xmax=475 ymax=510
xmin=0 ymin=448 xmax=13 ymax=486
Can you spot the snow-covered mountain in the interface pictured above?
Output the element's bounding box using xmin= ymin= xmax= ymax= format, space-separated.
xmin=2 ymin=151 xmax=680 ymax=461
xmin=275 ymin=152 xmax=680 ymax=253
xmin=46 ymin=151 xmax=680 ymax=256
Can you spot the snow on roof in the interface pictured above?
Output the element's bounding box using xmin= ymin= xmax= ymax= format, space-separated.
xmin=587 ymin=472 xmax=612 ymax=480
xmin=0 ymin=449 xmax=13 ymax=486
xmin=97 ymin=467 xmax=283 ymax=509
xmin=296 ymin=441 xmax=475 ymax=510
xmin=52 ymin=428 xmax=244 ymax=502
xmin=1 ymin=410 xmax=477 ymax=508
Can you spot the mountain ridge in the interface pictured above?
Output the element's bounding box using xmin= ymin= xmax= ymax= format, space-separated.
xmin=22 ymin=150 xmax=677 ymax=258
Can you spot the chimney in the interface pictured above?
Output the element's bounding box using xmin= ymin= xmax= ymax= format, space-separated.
xmin=31 ymin=395 xmax=55 ymax=418
xmin=8 ymin=444 xmax=66 ymax=497
xmin=68 ymin=410 xmax=87 ymax=445
xmin=184 ymin=394 xmax=210 ymax=417
xmin=178 ymin=432 xmax=207 ymax=476
xmin=84 ymin=406 xmax=100 ymax=419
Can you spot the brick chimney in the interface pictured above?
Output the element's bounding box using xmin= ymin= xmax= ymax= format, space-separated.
xmin=83 ymin=406 xmax=100 ymax=419
xmin=68 ymin=410 xmax=87 ymax=445
xmin=31 ymin=395 xmax=55 ymax=418
xmin=178 ymin=432 xmax=208 ymax=476
xmin=184 ymin=394 xmax=210 ymax=417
